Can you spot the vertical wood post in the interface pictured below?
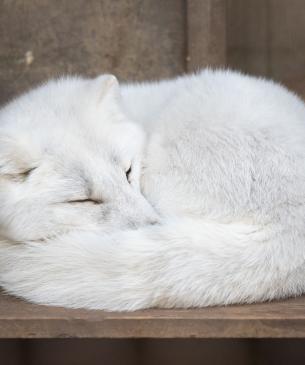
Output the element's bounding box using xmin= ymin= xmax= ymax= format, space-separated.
xmin=186 ymin=0 xmax=226 ymax=72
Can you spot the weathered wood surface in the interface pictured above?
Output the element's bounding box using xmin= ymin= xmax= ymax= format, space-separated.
xmin=0 ymin=0 xmax=228 ymax=105
xmin=227 ymin=0 xmax=305 ymax=82
xmin=0 ymin=0 xmax=186 ymax=104
xmin=2 ymin=292 xmax=305 ymax=338
xmin=186 ymin=0 xmax=226 ymax=72
xmin=1 ymin=0 xmax=305 ymax=107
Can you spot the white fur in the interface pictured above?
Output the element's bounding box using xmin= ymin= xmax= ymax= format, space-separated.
xmin=1 ymin=69 xmax=305 ymax=310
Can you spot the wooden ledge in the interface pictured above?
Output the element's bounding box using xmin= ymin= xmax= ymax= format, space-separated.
xmin=1 ymin=292 xmax=305 ymax=338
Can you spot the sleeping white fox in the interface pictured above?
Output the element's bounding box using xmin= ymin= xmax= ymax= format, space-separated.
xmin=1 ymin=70 xmax=305 ymax=310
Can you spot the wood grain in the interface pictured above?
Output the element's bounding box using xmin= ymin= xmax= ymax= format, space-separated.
xmin=227 ymin=0 xmax=305 ymax=82
xmin=0 ymin=0 xmax=185 ymax=104
xmin=1 ymin=0 xmax=304 ymax=106
xmin=186 ymin=0 xmax=226 ymax=71
xmin=2 ymin=292 xmax=305 ymax=338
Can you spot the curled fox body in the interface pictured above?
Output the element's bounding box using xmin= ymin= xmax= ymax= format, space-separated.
xmin=1 ymin=70 xmax=305 ymax=310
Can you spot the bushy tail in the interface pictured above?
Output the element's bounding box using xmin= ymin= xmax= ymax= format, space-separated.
xmin=0 ymin=218 xmax=304 ymax=310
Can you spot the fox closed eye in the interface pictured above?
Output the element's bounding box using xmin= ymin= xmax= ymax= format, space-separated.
xmin=67 ymin=198 xmax=102 ymax=205
xmin=1 ymin=166 xmax=38 ymax=181
xmin=126 ymin=166 xmax=132 ymax=183
xmin=20 ymin=167 xmax=37 ymax=178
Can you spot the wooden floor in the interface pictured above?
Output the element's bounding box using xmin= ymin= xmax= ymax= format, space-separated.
xmin=1 ymin=292 xmax=305 ymax=339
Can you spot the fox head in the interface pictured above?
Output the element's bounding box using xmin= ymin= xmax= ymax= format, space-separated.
xmin=0 ymin=75 xmax=158 ymax=242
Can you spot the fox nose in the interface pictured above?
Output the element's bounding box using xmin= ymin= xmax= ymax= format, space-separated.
xmin=128 ymin=218 xmax=159 ymax=229
xmin=126 ymin=211 xmax=160 ymax=230
xmin=148 ymin=218 xmax=159 ymax=226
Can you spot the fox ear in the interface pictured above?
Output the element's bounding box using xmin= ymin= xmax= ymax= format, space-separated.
xmin=94 ymin=74 xmax=120 ymax=103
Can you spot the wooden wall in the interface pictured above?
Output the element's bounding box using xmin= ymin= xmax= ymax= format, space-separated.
xmin=227 ymin=0 xmax=305 ymax=94
xmin=0 ymin=0 xmax=226 ymax=104
xmin=2 ymin=0 xmax=305 ymax=104
xmin=0 ymin=0 xmax=184 ymax=102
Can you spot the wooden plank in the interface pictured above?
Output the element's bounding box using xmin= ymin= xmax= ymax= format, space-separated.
xmin=186 ymin=0 xmax=226 ymax=72
xmin=0 ymin=0 xmax=185 ymax=104
xmin=285 ymin=77 xmax=305 ymax=100
xmin=2 ymin=292 xmax=305 ymax=338
xmin=268 ymin=0 xmax=305 ymax=81
xmin=226 ymin=0 xmax=270 ymax=77
xmin=227 ymin=0 xmax=305 ymax=82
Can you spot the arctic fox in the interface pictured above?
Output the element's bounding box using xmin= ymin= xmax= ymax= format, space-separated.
xmin=1 ymin=69 xmax=305 ymax=310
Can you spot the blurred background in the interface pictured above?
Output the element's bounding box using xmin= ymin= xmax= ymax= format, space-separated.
xmin=1 ymin=0 xmax=305 ymax=103
xmin=1 ymin=0 xmax=305 ymax=364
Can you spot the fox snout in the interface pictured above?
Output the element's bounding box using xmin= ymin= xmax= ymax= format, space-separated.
xmin=97 ymin=188 xmax=160 ymax=231
xmin=126 ymin=214 xmax=160 ymax=229
xmin=122 ymin=200 xmax=160 ymax=229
